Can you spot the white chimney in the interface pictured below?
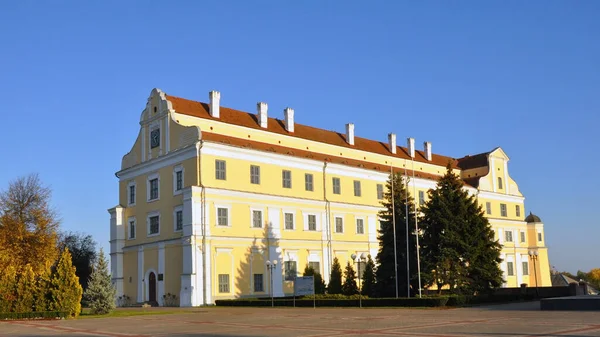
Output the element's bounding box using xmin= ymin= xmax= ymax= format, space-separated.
xmin=209 ymin=90 xmax=220 ymax=118
xmin=284 ymin=107 xmax=294 ymax=133
xmin=257 ymin=102 xmax=268 ymax=128
xmin=424 ymin=141 xmax=432 ymax=161
xmin=388 ymin=133 xmax=397 ymax=154
xmin=346 ymin=123 xmax=355 ymax=145
xmin=407 ymin=137 xmax=415 ymax=158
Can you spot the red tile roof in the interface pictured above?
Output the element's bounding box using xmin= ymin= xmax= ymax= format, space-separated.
xmin=166 ymin=94 xmax=459 ymax=169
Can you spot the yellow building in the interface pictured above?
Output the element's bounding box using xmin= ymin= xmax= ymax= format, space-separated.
xmin=109 ymin=88 xmax=551 ymax=306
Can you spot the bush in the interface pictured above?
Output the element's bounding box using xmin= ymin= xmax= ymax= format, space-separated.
xmin=215 ymin=296 xmax=449 ymax=308
xmin=0 ymin=311 xmax=67 ymax=320
xmin=163 ymin=293 xmax=179 ymax=307
xmin=117 ymin=295 xmax=132 ymax=307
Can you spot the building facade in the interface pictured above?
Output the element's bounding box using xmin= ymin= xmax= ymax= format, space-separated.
xmin=109 ymin=88 xmax=551 ymax=306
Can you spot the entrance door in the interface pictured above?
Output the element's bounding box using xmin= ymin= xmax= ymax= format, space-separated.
xmin=149 ymin=272 xmax=157 ymax=302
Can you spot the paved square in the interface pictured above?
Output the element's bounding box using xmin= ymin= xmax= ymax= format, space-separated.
xmin=2 ymin=301 xmax=600 ymax=337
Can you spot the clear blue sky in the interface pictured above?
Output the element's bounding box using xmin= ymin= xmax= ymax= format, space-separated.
xmin=1 ymin=1 xmax=598 ymax=273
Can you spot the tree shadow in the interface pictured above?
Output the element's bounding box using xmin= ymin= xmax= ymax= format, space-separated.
xmin=235 ymin=218 xmax=282 ymax=299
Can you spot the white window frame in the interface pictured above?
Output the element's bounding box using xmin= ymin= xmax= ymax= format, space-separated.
xmin=250 ymin=208 xmax=263 ymax=229
xmin=485 ymin=202 xmax=492 ymax=215
xmin=507 ymin=261 xmax=514 ymax=276
xmin=214 ymin=204 xmax=232 ymax=227
xmin=218 ymin=274 xmax=230 ymax=293
xmin=334 ymin=215 xmax=344 ymax=233
xmin=376 ymin=184 xmax=384 ymax=200
xmin=127 ymin=181 xmax=136 ymax=207
xmin=215 ymin=159 xmax=227 ymax=180
xmin=305 ymin=173 xmax=314 ymax=191
xmin=332 ymin=177 xmax=341 ymax=194
xmin=505 ymin=229 xmax=513 ymax=242
xmin=302 ymin=212 xmax=320 ymax=231
xmin=284 ymin=251 xmax=298 ymax=281
xmin=500 ymin=203 xmax=507 ymax=217
xmin=498 ymin=177 xmax=503 ymax=189
xmin=537 ymin=230 xmax=543 ymax=242
xmin=147 ymin=211 xmax=160 ymax=237
xmin=127 ymin=216 xmax=136 ymax=240
xmin=173 ymin=165 xmax=184 ymax=195
xmin=250 ymin=165 xmax=261 ymax=185
xmin=147 ymin=172 xmax=160 ymax=202
xmin=282 ymin=170 xmax=292 ymax=188
xmin=520 ymin=231 xmax=526 ymax=243
xmin=418 ymin=190 xmax=425 ymax=205
xmin=283 ymin=210 xmax=295 ymax=230
xmin=253 ymin=273 xmax=264 ymax=292
xmin=355 ymin=217 xmax=365 ymax=234
xmin=522 ymin=261 xmax=529 ymax=276
xmin=353 ymin=180 xmax=361 ymax=197
xmin=173 ymin=205 xmax=184 ymax=232
xmin=515 ymin=205 xmax=521 ymax=218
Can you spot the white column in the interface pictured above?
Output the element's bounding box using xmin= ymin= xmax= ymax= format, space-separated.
xmin=499 ymin=253 xmax=507 ymax=287
xmin=180 ymin=186 xmax=202 ymax=306
xmin=137 ymin=246 xmax=144 ymax=302
xmin=267 ymin=207 xmax=284 ymax=297
xmin=516 ymin=253 xmax=523 ymax=286
xmin=367 ymin=216 xmax=378 ymax=258
xmin=108 ymin=206 xmax=125 ymax=304
xmin=158 ymin=242 xmax=165 ymax=306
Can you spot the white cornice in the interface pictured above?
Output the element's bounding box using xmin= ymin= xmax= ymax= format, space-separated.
xmin=478 ymin=191 xmax=525 ymax=203
xmin=116 ymin=144 xmax=197 ymax=181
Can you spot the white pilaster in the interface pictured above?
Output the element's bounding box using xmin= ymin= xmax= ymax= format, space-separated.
xmin=181 ymin=186 xmax=202 ymax=306
xmin=158 ymin=242 xmax=165 ymax=306
xmin=499 ymin=253 xmax=506 ymax=287
xmin=108 ymin=206 xmax=125 ymax=304
xmin=137 ymin=246 xmax=144 ymax=302
xmin=516 ymin=253 xmax=523 ymax=286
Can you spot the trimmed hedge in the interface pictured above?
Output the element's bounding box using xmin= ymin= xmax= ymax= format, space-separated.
xmin=0 ymin=311 xmax=68 ymax=320
xmin=216 ymin=297 xmax=449 ymax=308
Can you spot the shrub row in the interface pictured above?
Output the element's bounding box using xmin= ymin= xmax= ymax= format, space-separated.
xmin=0 ymin=311 xmax=68 ymax=320
xmin=216 ymin=297 xmax=449 ymax=307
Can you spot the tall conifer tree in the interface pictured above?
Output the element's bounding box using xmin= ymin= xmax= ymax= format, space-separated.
xmin=327 ymin=257 xmax=343 ymax=294
xmin=84 ymin=248 xmax=116 ymax=315
xmin=342 ymin=262 xmax=359 ymax=295
xmin=51 ymin=248 xmax=83 ymax=318
xmin=361 ymin=255 xmax=376 ymax=296
xmin=420 ymin=163 xmax=503 ymax=294
xmin=375 ymin=172 xmax=418 ymax=298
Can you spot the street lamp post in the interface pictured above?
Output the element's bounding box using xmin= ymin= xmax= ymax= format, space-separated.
xmin=528 ymin=250 xmax=539 ymax=297
xmin=351 ymin=252 xmax=367 ymax=308
xmin=266 ymin=259 xmax=278 ymax=307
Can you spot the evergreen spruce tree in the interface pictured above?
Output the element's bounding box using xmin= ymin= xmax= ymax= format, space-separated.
xmin=34 ymin=263 xmax=52 ymax=312
xmin=14 ymin=265 xmax=36 ymax=313
xmin=375 ymin=172 xmax=418 ymax=298
xmin=361 ymin=255 xmax=376 ymax=296
xmin=84 ymin=248 xmax=116 ymax=315
xmin=342 ymin=262 xmax=359 ymax=295
xmin=303 ymin=265 xmax=326 ymax=295
xmin=420 ymin=163 xmax=503 ymax=294
xmin=327 ymin=257 xmax=343 ymax=294
xmin=51 ymin=248 xmax=83 ymax=318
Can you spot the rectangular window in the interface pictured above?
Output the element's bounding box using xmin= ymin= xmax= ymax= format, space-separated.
xmin=522 ymin=261 xmax=529 ymax=276
xmin=250 ymin=165 xmax=260 ymax=185
xmin=486 ymin=202 xmax=492 ymax=215
xmin=353 ymin=180 xmax=361 ymax=197
xmin=176 ymin=171 xmax=183 ymax=191
xmin=500 ymin=203 xmax=507 ymax=217
xmin=332 ymin=177 xmax=341 ymax=194
xmin=284 ymin=261 xmax=297 ymax=281
xmin=307 ymin=214 xmax=317 ymax=231
xmin=252 ymin=210 xmax=263 ymax=228
xmin=515 ymin=205 xmax=521 ymax=217
xmin=149 ymin=215 xmax=159 ymax=235
xmin=217 ymin=208 xmax=228 ymax=226
xmin=282 ymin=170 xmax=292 ymax=188
xmin=129 ymin=185 xmax=136 ymax=205
xmin=218 ymin=274 xmax=230 ymax=293
xmin=284 ymin=212 xmax=294 ymax=230
xmin=505 ymin=230 xmax=513 ymax=242
xmin=253 ymin=274 xmax=264 ymax=292
xmin=520 ymin=231 xmax=526 ymax=243
xmin=507 ymin=262 xmax=514 ymax=276
xmin=308 ymin=261 xmax=320 ymax=273
xmin=305 ymin=173 xmax=313 ymax=191
xmin=129 ymin=220 xmax=135 ymax=239
xmin=418 ymin=191 xmax=425 ymax=205
xmin=356 ymin=218 xmax=364 ymax=234
xmin=376 ymin=184 xmax=384 ymax=200
xmin=150 ymin=178 xmax=159 ymax=200
xmin=498 ymin=177 xmax=503 ymax=189
xmin=335 ymin=217 xmax=343 ymax=233
xmin=215 ymin=160 xmax=226 ymax=180
xmin=175 ymin=210 xmax=183 ymax=231
xmin=538 ymin=232 xmax=543 ymax=242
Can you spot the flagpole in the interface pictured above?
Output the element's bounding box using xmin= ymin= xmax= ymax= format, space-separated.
xmin=404 ymin=164 xmax=410 ymax=298
xmin=411 ymin=156 xmax=422 ymax=298
xmin=391 ymin=164 xmax=398 ymax=299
